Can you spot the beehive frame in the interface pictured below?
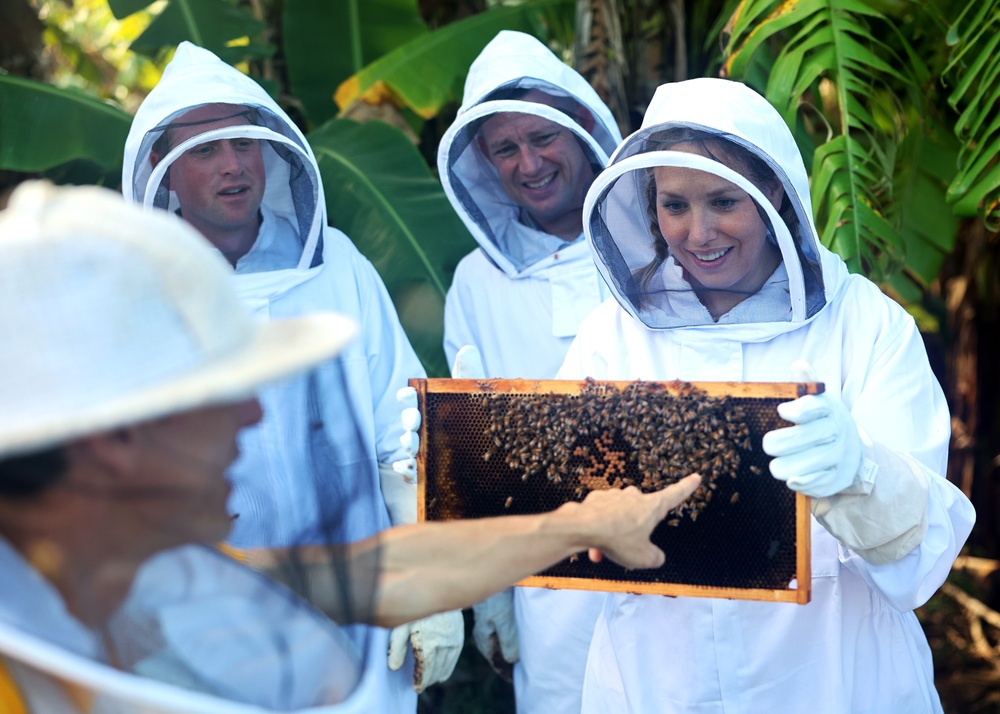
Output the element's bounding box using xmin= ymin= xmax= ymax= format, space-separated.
xmin=413 ymin=378 xmax=815 ymax=604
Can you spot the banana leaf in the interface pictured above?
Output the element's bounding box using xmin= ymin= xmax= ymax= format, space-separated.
xmin=108 ymin=0 xmax=270 ymax=64
xmin=283 ymin=0 xmax=428 ymax=127
xmin=334 ymin=0 xmax=574 ymax=119
xmin=308 ymin=118 xmax=475 ymax=376
xmin=0 ymin=75 xmax=130 ymax=178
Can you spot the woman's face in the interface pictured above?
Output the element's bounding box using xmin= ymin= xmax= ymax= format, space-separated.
xmin=652 ymin=143 xmax=784 ymax=318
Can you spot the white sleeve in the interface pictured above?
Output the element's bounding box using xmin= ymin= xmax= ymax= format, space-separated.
xmin=353 ymin=252 xmax=427 ymax=467
xmin=443 ymin=258 xmax=478 ymax=375
xmin=823 ymin=301 xmax=974 ymax=610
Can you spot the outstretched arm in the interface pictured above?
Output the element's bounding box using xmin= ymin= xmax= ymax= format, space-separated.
xmin=243 ymin=475 xmax=700 ymax=628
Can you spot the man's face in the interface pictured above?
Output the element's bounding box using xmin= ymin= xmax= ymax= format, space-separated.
xmin=126 ymin=398 xmax=263 ymax=547
xmin=478 ymin=100 xmax=595 ymax=241
xmin=160 ymin=104 xmax=266 ymax=253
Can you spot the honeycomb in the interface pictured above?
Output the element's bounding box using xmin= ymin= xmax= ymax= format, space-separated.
xmin=416 ymin=378 xmax=816 ymax=601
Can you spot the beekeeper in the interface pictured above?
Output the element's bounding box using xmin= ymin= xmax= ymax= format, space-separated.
xmin=0 ymin=182 xmax=703 ymax=714
xmin=560 ymin=78 xmax=976 ymax=712
xmin=432 ymin=30 xmax=619 ymax=712
xmin=121 ymin=42 xmax=463 ymax=709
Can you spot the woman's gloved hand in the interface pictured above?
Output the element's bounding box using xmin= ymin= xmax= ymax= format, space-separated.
xmin=762 ymin=361 xmax=863 ymax=498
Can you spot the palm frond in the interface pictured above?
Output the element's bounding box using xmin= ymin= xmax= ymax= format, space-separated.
xmin=943 ymin=0 xmax=1000 ymax=230
xmin=723 ymin=0 xmax=918 ymax=280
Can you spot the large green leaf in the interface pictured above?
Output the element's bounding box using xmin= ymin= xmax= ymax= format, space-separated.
xmin=943 ymin=0 xmax=1000 ymax=229
xmin=723 ymin=0 xmax=918 ymax=280
xmin=335 ymin=0 xmax=574 ymax=119
xmin=308 ymin=119 xmax=476 ymax=376
xmin=0 ymin=75 xmax=130 ymax=176
xmin=889 ymin=122 xmax=960 ymax=300
xmin=108 ymin=0 xmax=270 ymax=64
xmin=283 ymin=0 xmax=428 ymax=127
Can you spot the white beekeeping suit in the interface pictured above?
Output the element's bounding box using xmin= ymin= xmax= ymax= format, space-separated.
xmin=561 ymin=78 xmax=975 ymax=713
xmin=0 ymin=182 xmax=365 ymax=713
xmin=437 ymin=30 xmax=618 ymax=714
xmin=122 ymin=42 xmax=456 ymax=712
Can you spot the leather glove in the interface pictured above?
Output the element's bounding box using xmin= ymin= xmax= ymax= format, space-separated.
xmin=388 ymin=610 xmax=465 ymax=693
xmin=762 ymin=361 xmax=866 ymax=498
xmin=472 ymin=588 xmax=518 ymax=681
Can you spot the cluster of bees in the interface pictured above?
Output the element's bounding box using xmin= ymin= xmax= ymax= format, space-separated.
xmin=481 ymin=379 xmax=752 ymax=522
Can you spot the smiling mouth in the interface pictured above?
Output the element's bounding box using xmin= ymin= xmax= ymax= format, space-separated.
xmin=218 ymin=187 xmax=248 ymax=196
xmin=693 ymin=248 xmax=731 ymax=263
xmin=524 ymin=173 xmax=555 ymax=190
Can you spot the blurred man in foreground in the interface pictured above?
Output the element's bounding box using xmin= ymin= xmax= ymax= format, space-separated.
xmin=0 ymin=182 xmax=700 ymax=713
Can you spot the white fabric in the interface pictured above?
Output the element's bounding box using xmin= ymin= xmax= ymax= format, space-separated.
xmin=234 ymin=205 xmax=301 ymax=273
xmin=122 ymin=42 xmax=426 ymax=712
xmin=0 ymin=183 xmax=353 ymax=459
xmin=471 ymin=589 xmax=518 ymax=673
xmin=387 ymin=610 xmax=465 ymax=693
xmin=438 ymin=31 xmax=619 ymax=714
xmin=562 ymin=77 xmax=976 ymax=713
xmin=0 ymin=539 xmax=363 ymax=713
xmin=763 ymin=361 xmax=869 ymax=498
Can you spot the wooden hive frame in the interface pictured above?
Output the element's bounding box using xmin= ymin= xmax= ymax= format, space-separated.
xmin=412 ymin=378 xmax=815 ymax=605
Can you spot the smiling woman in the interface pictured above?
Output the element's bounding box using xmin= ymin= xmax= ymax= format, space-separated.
xmin=560 ymin=77 xmax=974 ymax=714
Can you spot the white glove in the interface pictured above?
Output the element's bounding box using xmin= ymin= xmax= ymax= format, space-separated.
xmin=391 ymin=345 xmax=486 ymax=478
xmin=762 ymin=361 xmax=866 ymax=498
xmin=471 ymin=589 xmax=518 ymax=681
xmin=451 ymin=344 xmax=486 ymax=380
xmin=391 ymin=387 xmax=420 ymax=482
xmin=388 ymin=610 xmax=465 ymax=693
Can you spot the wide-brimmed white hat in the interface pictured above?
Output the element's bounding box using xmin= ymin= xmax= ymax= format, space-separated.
xmin=0 ymin=181 xmax=357 ymax=458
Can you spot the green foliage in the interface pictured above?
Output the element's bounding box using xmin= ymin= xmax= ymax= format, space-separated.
xmin=308 ymin=119 xmax=475 ymax=376
xmin=723 ymin=0 xmax=912 ymax=279
xmin=283 ymin=0 xmax=428 ymax=126
xmin=0 ymin=74 xmax=130 ymax=177
xmin=334 ymin=0 xmax=574 ymax=118
xmin=106 ymin=0 xmax=271 ymax=64
xmin=942 ymin=0 xmax=1000 ymax=228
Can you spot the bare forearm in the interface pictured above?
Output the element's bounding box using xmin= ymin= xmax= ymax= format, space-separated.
xmin=240 ymin=475 xmax=700 ymax=628
xmin=371 ymin=504 xmax=592 ymax=626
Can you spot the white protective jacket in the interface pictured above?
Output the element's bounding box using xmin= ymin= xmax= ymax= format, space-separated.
xmin=561 ymin=78 xmax=975 ymax=713
xmin=439 ymin=30 xmax=618 ymax=378
xmin=437 ymin=31 xmax=619 ymax=714
xmin=0 ymin=539 xmax=362 ymax=713
xmin=122 ymin=42 xmax=424 ymax=713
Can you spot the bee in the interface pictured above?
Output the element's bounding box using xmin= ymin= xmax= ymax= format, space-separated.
xmin=749 ymin=465 xmax=762 ymax=475
xmin=504 ymin=496 xmax=513 ymax=509
xmin=730 ymin=492 xmax=740 ymax=504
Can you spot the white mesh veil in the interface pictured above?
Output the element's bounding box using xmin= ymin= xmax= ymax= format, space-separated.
xmin=0 ymin=182 xmax=381 ymax=711
xmin=585 ymin=122 xmax=827 ymax=330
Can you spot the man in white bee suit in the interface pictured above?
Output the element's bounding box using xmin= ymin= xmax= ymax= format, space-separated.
xmin=562 ymin=77 xmax=976 ymax=712
xmin=0 ymin=182 xmax=705 ymax=714
xmin=435 ymin=29 xmax=620 ymax=714
xmin=0 ymin=181 xmax=370 ymax=714
xmin=121 ymin=42 xmax=464 ymax=711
